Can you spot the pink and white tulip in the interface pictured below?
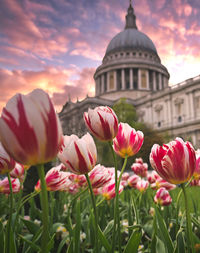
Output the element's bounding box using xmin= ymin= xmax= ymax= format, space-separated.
xmin=127 ymin=174 xmax=140 ymax=188
xmin=150 ymin=138 xmax=196 ymax=184
xmin=122 ymin=172 xmax=130 ymax=181
xmin=10 ymin=162 xmax=24 ymax=181
xmin=102 ymin=180 xmax=124 ymax=200
xmin=154 ymin=187 xmax=172 ymax=206
xmin=58 ymin=133 xmax=97 ymax=175
xmin=0 ymin=177 xmax=20 ymax=194
xmin=194 ymin=149 xmax=200 ymax=179
xmin=0 ymin=142 xmax=16 ymax=174
xmin=113 ymin=123 xmax=144 ymax=158
xmin=136 ymin=179 xmax=149 ymax=193
xmin=147 ymin=170 xmax=161 ymax=184
xmin=131 ymin=158 xmax=148 ymax=178
xmin=0 ymin=89 xmax=63 ymax=165
xmin=35 ymin=166 xmax=68 ymax=192
xmin=84 ymin=106 xmax=118 ymax=141
xmin=151 ymin=178 xmax=176 ymax=191
xmin=88 ymin=164 xmax=111 ymax=188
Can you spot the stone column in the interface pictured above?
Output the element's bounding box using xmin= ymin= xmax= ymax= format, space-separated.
xmin=188 ymin=92 xmax=195 ymax=120
xmin=122 ymin=69 xmax=125 ymax=90
xmin=130 ymin=68 xmax=133 ymax=89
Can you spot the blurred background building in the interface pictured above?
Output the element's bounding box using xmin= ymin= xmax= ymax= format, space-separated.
xmin=59 ymin=2 xmax=200 ymax=147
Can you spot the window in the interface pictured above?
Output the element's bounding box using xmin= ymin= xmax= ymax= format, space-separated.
xmin=141 ymin=70 xmax=147 ymax=89
xmin=104 ymin=73 xmax=107 ymax=91
xmin=149 ymin=70 xmax=153 ymax=90
xmin=125 ymin=68 xmax=130 ymax=89
xmin=109 ymin=71 xmax=114 ymax=90
xmin=117 ymin=69 xmax=122 ymax=90
xmin=133 ymin=68 xmax=138 ymax=89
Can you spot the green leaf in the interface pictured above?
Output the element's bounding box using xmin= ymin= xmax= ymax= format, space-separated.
xmin=66 ymin=239 xmax=73 ymax=253
xmin=19 ymin=234 xmax=41 ymax=252
xmin=57 ymin=234 xmax=69 ymax=253
xmin=155 ymin=206 xmax=174 ymax=253
xmin=177 ymin=231 xmax=185 ymax=253
xmin=21 ymin=218 xmax=40 ymax=235
xmin=103 ymin=220 xmax=114 ymax=238
xmin=0 ymin=220 xmax=5 ymax=252
xmin=156 ymin=236 xmax=166 ymax=253
xmin=74 ymin=199 xmax=81 ymax=253
xmin=123 ymin=229 xmax=142 ymax=253
xmin=98 ymin=225 xmax=111 ymax=252
xmin=45 ymin=233 xmax=55 ymax=253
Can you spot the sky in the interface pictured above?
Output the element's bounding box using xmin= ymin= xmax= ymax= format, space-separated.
xmin=0 ymin=0 xmax=200 ymax=113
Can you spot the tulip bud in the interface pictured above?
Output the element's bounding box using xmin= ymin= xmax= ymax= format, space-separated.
xmin=113 ymin=123 xmax=144 ymax=158
xmin=102 ymin=180 xmax=123 ymax=200
xmin=0 ymin=142 xmax=16 ymax=174
xmin=136 ymin=179 xmax=149 ymax=193
xmin=88 ymin=164 xmax=111 ymax=188
xmin=150 ymin=138 xmax=196 ymax=184
xmin=154 ymin=187 xmax=172 ymax=206
xmin=58 ymin=133 xmax=97 ymax=175
xmin=0 ymin=177 xmax=20 ymax=194
xmin=131 ymin=158 xmax=148 ymax=178
xmin=84 ymin=106 xmax=118 ymax=141
xmin=127 ymin=174 xmax=140 ymax=188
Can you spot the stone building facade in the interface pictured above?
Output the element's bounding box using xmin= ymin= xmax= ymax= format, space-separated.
xmin=59 ymin=3 xmax=200 ymax=148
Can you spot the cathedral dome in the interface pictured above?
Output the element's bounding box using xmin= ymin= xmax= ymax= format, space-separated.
xmin=105 ymin=28 xmax=157 ymax=55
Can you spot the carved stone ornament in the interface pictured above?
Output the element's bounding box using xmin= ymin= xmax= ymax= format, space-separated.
xmin=154 ymin=104 xmax=163 ymax=112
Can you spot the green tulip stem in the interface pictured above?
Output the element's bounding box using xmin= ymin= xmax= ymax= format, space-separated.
xmin=109 ymin=139 xmax=128 ymax=253
xmin=109 ymin=141 xmax=119 ymax=252
xmin=37 ymin=164 xmax=50 ymax=253
xmin=181 ymin=183 xmax=194 ymax=253
xmin=6 ymin=172 xmax=13 ymax=253
xmin=85 ymin=173 xmax=99 ymax=253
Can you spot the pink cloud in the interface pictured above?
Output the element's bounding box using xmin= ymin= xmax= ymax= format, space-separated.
xmin=0 ymin=0 xmax=69 ymax=59
xmin=0 ymin=66 xmax=95 ymax=114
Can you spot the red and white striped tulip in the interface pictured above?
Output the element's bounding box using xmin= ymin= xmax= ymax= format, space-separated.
xmin=190 ymin=179 xmax=200 ymax=187
xmin=194 ymin=149 xmax=200 ymax=179
xmin=150 ymin=138 xmax=196 ymax=184
xmin=102 ymin=180 xmax=124 ymax=200
xmin=151 ymin=177 xmax=176 ymax=191
xmin=84 ymin=106 xmax=118 ymax=141
xmin=58 ymin=133 xmax=97 ymax=175
xmin=10 ymin=162 xmax=24 ymax=181
xmin=0 ymin=142 xmax=16 ymax=174
xmin=154 ymin=187 xmax=172 ymax=206
xmin=0 ymin=177 xmax=20 ymax=194
xmin=122 ymin=172 xmax=130 ymax=181
xmin=127 ymin=174 xmax=140 ymax=188
xmin=88 ymin=164 xmax=111 ymax=188
xmin=113 ymin=123 xmax=144 ymax=158
xmin=151 ymin=178 xmax=176 ymax=191
xmin=147 ymin=170 xmax=161 ymax=184
xmin=0 ymin=89 xmax=63 ymax=165
xmin=35 ymin=166 xmax=68 ymax=192
xmin=131 ymin=158 xmax=148 ymax=178
xmin=136 ymin=179 xmax=149 ymax=193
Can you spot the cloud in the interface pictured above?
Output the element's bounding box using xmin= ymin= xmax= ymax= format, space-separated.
xmin=0 ymin=0 xmax=69 ymax=59
xmin=0 ymin=66 xmax=95 ymax=114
